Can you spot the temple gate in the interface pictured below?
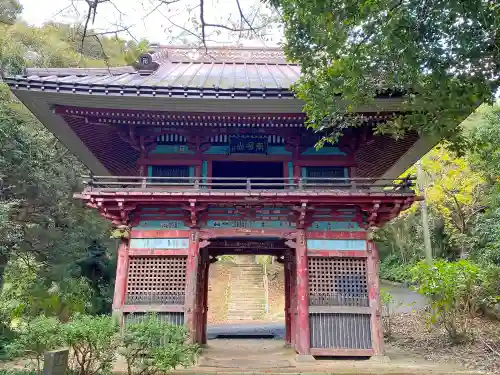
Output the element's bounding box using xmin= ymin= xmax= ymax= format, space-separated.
xmin=5 ymin=46 xmax=428 ymax=358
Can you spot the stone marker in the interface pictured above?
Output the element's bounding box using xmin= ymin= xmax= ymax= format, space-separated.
xmin=43 ymin=349 xmax=68 ymax=375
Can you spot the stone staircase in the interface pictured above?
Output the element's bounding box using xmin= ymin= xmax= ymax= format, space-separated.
xmin=226 ymin=256 xmax=265 ymax=321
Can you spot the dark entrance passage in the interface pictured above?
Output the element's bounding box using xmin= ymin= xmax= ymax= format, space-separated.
xmin=195 ymin=238 xmax=293 ymax=347
xmin=211 ymin=161 xmax=284 ymax=189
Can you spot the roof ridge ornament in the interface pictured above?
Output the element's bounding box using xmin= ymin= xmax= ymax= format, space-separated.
xmin=134 ymin=53 xmax=160 ymax=76
xmin=151 ymin=45 xmax=288 ymax=64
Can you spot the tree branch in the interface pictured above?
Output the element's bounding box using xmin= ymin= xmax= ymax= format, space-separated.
xmin=87 ymin=27 xmax=132 ymax=37
xmin=199 ymin=0 xmax=207 ymax=50
xmin=235 ymin=0 xmax=254 ymax=31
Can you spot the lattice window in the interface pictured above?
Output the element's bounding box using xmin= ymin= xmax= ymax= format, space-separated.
xmin=308 ymin=257 xmax=368 ymax=306
xmin=126 ymin=256 xmax=187 ymax=305
xmin=151 ymin=166 xmax=190 ymax=184
xmin=305 ymin=166 xmax=346 ymax=185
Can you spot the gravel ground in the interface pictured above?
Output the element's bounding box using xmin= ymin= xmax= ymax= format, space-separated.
xmin=388 ymin=312 xmax=500 ymax=375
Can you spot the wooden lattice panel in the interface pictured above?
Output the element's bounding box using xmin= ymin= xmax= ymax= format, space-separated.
xmin=308 ymin=257 xmax=368 ymax=306
xmin=126 ymin=256 xmax=187 ymax=305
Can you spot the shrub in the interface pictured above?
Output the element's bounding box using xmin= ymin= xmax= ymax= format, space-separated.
xmin=7 ymin=316 xmax=63 ymax=375
xmin=0 ymin=370 xmax=38 ymax=375
xmin=381 ymin=289 xmax=396 ymax=339
xmin=410 ymin=260 xmax=498 ymax=343
xmin=379 ymin=257 xmax=414 ymax=284
xmin=120 ymin=314 xmax=199 ymax=375
xmin=63 ymin=314 xmax=119 ymax=375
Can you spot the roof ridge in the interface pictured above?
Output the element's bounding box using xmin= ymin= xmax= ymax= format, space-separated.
xmin=151 ymin=45 xmax=288 ymax=64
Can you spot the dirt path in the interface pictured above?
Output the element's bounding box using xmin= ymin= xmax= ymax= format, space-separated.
xmin=381 ymin=280 xmax=427 ymax=313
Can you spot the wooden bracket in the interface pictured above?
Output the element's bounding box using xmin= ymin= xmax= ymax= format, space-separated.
xmin=292 ymin=202 xmax=314 ymax=229
xmin=182 ymin=200 xmax=207 ymax=228
xmin=117 ymin=125 xmax=156 ymax=152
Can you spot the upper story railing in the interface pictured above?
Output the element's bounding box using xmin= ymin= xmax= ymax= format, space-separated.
xmin=81 ymin=176 xmax=416 ymax=194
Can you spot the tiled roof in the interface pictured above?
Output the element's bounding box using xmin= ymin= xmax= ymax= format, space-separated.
xmin=6 ymin=46 xmax=301 ymax=98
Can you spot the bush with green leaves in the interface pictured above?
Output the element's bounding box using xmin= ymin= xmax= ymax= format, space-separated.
xmin=0 ymin=371 xmax=37 ymax=375
xmin=63 ymin=314 xmax=119 ymax=375
xmin=120 ymin=315 xmax=199 ymax=375
xmin=7 ymin=316 xmax=63 ymax=375
xmin=411 ymin=260 xmax=499 ymax=343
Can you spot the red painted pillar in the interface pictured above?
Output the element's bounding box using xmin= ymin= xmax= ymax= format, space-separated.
xmin=112 ymin=238 xmax=129 ymax=322
xmin=185 ymin=230 xmax=200 ymax=343
xmin=367 ymin=240 xmax=383 ymax=356
xmin=284 ymin=253 xmax=291 ymax=346
xmin=201 ymin=259 xmax=210 ymax=344
xmin=290 ymin=252 xmax=297 ymax=348
xmin=194 ymin=256 xmax=204 ymax=344
xmin=295 ymin=229 xmax=311 ymax=355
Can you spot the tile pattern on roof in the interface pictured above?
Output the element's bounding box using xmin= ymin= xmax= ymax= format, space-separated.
xmin=14 ymin=62 xmax=300 ymax=92
xmin=9 ymin=46 xmax=299 ymax=96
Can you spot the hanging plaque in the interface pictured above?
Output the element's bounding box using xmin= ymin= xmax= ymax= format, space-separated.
xmin=229 ymin=136 xmax=267 ymax=154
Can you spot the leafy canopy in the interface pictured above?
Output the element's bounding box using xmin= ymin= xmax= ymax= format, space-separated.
xmin=0 ymin=0 xmax=22 ymax=25
xmin=272 ymin=0 xmax=500 ymax=149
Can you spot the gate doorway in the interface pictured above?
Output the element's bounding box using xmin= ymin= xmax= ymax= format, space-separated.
xmin=194 ymin=238 xmax=294 ymax=346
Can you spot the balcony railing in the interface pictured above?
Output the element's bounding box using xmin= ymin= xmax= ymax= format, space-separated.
xmin=81 ymin=175 xmax=416 ymax=193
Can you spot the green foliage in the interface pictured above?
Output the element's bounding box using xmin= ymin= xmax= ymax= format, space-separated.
xmin=272 ymin=0 xmax=499 ymax=149
xmin=470 ymin=208 xmax=500 ymax=265
xmin=377 ymin=104 xmax=499 ymax=285
xmin=63 ymin=314 xmax=119 ymax=375
xmin=8 ymin=316 xmax=63 ymax=374
xmin=379 ymin=255 xmax=413 ymax=284
xmin=0 ymin=370 xmax=37 ymax=375
xmin=468 ymin=105 xmax=500 ymax=186
xmin=120 ymin=315 xmax=199 ymax=375
xmin=411 ymin=260 xmax=499 ymax=343
xmin=380 ymin=289 xmax=400 ymax=339
xmin=0 ymin=17 xmax=149 ymax=330
xmin=0 ymin=0 xmax=22 ymax=25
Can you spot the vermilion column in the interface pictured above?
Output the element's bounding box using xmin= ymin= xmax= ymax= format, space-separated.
xmin=290 ymin=253 xmax=297 ymax=348
xmin=284 ymin=253 xmax=292 ymax=346
xmin=367 ymin=240 xmax=383 ymax=355
xmin=112 ymin=238 xmax=130 ymax=322
xmin=185 ymin=229 xmax=200 ymax=342
xmin=295 ymin=229 xmax=311 ymax=355
xmin=194 ymin=256 xmax=204 ymax=344
xmin=201 ymin=259 xmax=210 ymax=344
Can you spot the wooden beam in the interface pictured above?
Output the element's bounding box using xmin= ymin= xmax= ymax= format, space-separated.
xmin=310 ymin=348 xmax=374 ymax=357
xmin=307 ymin=250 xmax=368 ymax=258
xmin=308 ymin=306 xmax=371 ymax=314
xmin=122 ymin=304 xmax=184 ymax=313
xmin=128 ymin=249 xmax=188 ymax=256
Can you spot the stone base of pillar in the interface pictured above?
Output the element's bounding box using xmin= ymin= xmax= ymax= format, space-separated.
xmin=112 ymin=309 xmax=123 ymax=321
xmin=295 ymin=354 xmax=316 ymax=362
xmin=368 ymin=355 xmax=391 ymax=362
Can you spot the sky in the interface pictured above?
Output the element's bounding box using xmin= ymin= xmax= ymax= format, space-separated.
xmin=19 ymin=0 xmax=282 ymax=46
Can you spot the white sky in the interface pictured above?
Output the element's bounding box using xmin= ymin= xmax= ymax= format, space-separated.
xmin=19 ymin=0 xmax=282 ymax=46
